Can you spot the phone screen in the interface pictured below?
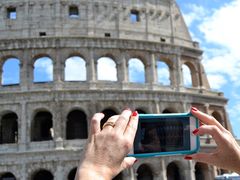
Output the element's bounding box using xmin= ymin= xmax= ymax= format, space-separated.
xmin=134 ymin=116 xmax=191 ymax=154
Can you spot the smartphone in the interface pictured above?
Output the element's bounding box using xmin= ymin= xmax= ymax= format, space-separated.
xmin=129 ymin=112 xmax=200 ymax=158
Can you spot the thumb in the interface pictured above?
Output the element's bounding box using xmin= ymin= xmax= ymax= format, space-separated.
xmin=120 ymin=157 xmax=137 ymax=171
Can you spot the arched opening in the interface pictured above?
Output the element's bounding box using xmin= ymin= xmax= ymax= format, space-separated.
xmin=69 ymin=5 xmax=79 ymax=18
xmin=65 ymin=56 xmax=86 ymax=81
xmin=66 ymin=110 xmax=88 ymax=139
xmin=113 ymin=172 xmax=123 ymax=180
xmin=2 ymin=58 xmax=20 ymax=85
xmin=195 ymin=162 xmax=209 ymax=180
xmin=32 ymin=169 xmax=53 ymax=180
xmin=135 ymin=109 xmax=146 ymax=114
xmin=33 ymin=57 xmax=53 ymax=83
xmin=97 ymin=57 xmax=117 ymax=81
xmin=0 ymin=112 xmax=18 ymax=144
xmin=128 ymin=58 xmax=145 ymax=83
xmin=101 ymin=109 xmax=117 ymax=129
xmin=31 ymin=111 xmax=53 ymax=141
xmin=167 ymin=162 xmax=181 ymax=180
xmin=182 ymin=64 xmax=192 ymax=87
xmin=162 ymin=109 xmax=175 ymax=113
xmin=68 ymin=167 xmax=77 ymax=180
xmin=137 ymin=164 xmax=153 ymax=180
xmin=212 ymin=111 xmax=224 ymax=126
xmin=0 ymin=172 xmax=16 ymax=180
xmin=157 ymin=60 xmax=170 ymax=86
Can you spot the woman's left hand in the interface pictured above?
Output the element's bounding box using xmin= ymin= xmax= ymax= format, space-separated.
xmin=76 ymin=109 xmax=139 ymax=180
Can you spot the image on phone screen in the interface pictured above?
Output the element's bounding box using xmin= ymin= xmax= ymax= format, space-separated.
xmin=134 ymin=117 xmax=191 ymax=154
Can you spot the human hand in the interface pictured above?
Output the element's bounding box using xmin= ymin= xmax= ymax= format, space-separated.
xmin=184 ymin=107 xmax=240 ymax=174
xmin=75 ymin=109 xmax=139 ymax=180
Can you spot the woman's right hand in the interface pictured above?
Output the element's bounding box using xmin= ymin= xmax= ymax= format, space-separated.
xmin=185 ymin=107 xmax=240 ymax=174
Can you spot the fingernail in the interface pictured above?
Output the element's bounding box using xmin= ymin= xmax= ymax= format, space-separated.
xmin=184 ymin=156 xmax=192 ymax=160
xmin=134 ymin=159 xmax=138 ymax=164
xmin=191 ymin=107 xmax=198 ymax=112
xmin=192 ymin=128 xmax=199 ymax=135
xmin=132 ymin=111 xmax=138 ymax=117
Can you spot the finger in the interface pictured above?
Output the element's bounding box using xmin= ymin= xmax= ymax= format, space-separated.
xmin=124 ymin=111 xmax=139 ymax=142
xmin=102 ymin=115 xmax=119 ymax=131
xmin=191 ymin=107 xmax=225 ymax=131
xmin=184 ymin=152 xmax=217 ymax=165
xmin=114 ymin=109 xmax=132 ymax=133
xmin=90 ymin=113 xmax=105 ymax=135
xmin=194 ymin=125 xmax=225 ymax=147
xmin=120 ymin=157 xmax=137 ymax=171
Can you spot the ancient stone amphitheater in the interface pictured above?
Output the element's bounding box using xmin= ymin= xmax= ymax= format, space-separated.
xmin=0 ymin=0 xmax=232 ymax=179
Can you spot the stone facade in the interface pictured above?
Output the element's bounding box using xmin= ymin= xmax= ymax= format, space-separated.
xmin=0 ymin=0 xmax=231 ymax=179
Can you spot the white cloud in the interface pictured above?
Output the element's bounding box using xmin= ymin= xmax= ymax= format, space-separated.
xmin=34 ymin=57 xmax=53 ymax=81
xmin=197 ymin=0 xmax=240 ymax=88
xmin=182 ymin=4 xmax=208 ymax=27
xmin=65 ymin=57 xmax=86 ymax=81
xmin=206 ymin=74 xmax=227 ymax=90
xmin=97 ymin=57 xmax=117 ymax=81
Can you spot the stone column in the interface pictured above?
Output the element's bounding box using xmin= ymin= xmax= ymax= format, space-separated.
xmin=19 ymin=101 xmax=27 ymax=151
xmin=154 ymin=159 xmax=167 ymax=180
xmin=173 ymin=52 xmax=183 ymax=90
xmin=21 ymin=50 xmax=30 ymax=91
xmin=87 ymin=48 xmax=96 ymax=83
xmin=118 ymin=51 xmax=128 ymax=84
xmin=181 ymin=161 xmax=195 ymax=180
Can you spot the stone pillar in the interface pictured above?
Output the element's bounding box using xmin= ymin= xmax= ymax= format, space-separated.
xmin=55 ymin=163 xmax=65 ymax=180
xmin=118 ymin=52 xmax=128 ymax=84
xmin=21 ymin=50 xmax=30 ymax=91
xmin=154 ymin=159 xmax=167 ymax=180
xmin=173 ymin=53 xmax=183 ymax=90
xmin=53 ymin=48 xmax=64 ymax=89
xmin=181 ymin=161 xmax=195 ymax=180
xmin=19 ymin=101 xmax=27 ymax=151
xmin=87 ymin=48 xmax=96 ymax=83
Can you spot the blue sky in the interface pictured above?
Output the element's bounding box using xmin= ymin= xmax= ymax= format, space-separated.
xmin=176 ymin=0 xmax=240 ymax=138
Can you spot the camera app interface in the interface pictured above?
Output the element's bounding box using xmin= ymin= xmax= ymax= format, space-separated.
xmin=134 ymin=117 xmax=190 ymax=154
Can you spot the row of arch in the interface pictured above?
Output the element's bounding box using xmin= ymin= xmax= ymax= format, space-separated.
xmin=0 ymin=162 xmax=212 ymax=180
xmin=0 ymin=107 xmax=224 ymax=144
xmin=1 ymin=56 xmax=194 ymax=87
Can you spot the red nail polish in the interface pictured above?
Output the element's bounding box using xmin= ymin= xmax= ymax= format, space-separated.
xmin=191 ymin=107 xmax=198 ymax=112
xmin=192 ymin=129 xmax=199 ymax=135
xmin=132 ymin=111 xmax=138 ymax=117
xmin=184 ymin=156 xmax=192 ymax=160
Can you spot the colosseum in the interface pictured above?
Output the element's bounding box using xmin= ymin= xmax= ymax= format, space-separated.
xmin=0 ymin=0 xmax=232 ymax=179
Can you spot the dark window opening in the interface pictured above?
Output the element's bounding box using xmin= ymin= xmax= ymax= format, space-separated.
xmin=0 ymin=113 xmax=18 ymax=144
xmin=137 ymin=164 xmax=153 ymax=180
xmin=68 ymin=167 xmax=77 ymax=180
xmin=101 ymin=109 xmax=117 ymax=129
xmin=105 ymin=33 xmax=111 ymax=37
xmin=113 ymin=172 xmax=123 ymax=180
xmin=160 ymin=37 xmax=166 ymax=42
xmin=32 ymin=170 xmax=53 ymax=180
xmin=31 ymin=112 xmax=53 ymax=141
xmin=39 ymin=32 xmax=46 ymax=37
xmin=66 ymin=110 xmax=88 ymax=139
xmin=69 ymin=6 xmax=79 ymax=18
xmin=167 ymin=162 xmax=181 ymax=180
xmin=7 ymin=7 xmax=16 ymax=19
xmin=130 ymin=10 xmax=140 ymax=23
xmin=0 ymin=172 xmax=16 ymax=180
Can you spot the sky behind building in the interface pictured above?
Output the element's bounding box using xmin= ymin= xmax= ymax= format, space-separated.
xmin=177 ymin=0 xmax=240 ymax=138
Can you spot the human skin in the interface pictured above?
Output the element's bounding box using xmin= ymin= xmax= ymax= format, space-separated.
xmin=185 ymin=107 xmax=240 ymax=174
xmin=75 ymin=109 xmax=139 ymax=180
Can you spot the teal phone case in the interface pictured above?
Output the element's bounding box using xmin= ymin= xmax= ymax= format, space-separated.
xmin=128 ymin=112 xmax=200 ymax=158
